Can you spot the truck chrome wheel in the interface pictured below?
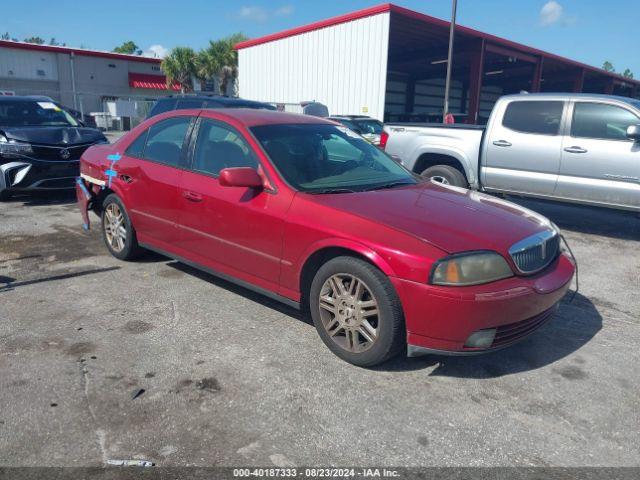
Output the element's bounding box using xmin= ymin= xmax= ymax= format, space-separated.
xmin=318 ymin=273 xmax=379 ymax=353
xmin=104 ymin=203 xmax=126 ymax=253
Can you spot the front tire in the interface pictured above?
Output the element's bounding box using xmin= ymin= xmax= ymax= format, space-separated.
xmin=309 ymin=256 xmax=405 ymax=367
xmin=101 ymin=194 xmax=141 ymax=260
xmin=421 ymin=165 xmax=467 ymax=188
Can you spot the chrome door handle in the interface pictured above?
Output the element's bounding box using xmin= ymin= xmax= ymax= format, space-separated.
xmin=492 ymin=140 xmax=512 ymax=147
xmin=564 ymin=146 xmax=588 ymax=154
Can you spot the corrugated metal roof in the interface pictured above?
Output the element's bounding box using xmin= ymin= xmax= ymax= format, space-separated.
xmin=0 ymin=40 xmax=162 ymax=64
xmin=235 ymin=3 xmax=639 ymax=87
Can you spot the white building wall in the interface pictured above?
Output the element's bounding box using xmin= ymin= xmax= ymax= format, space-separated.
xmin=238 ymin=12 xmax=390 ymax=121
xmin=0 ymin=47 xmax=58 ymax=81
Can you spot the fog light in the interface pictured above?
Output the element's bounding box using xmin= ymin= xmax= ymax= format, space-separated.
xmin=464 ymin=329 xmax=496 ymax=348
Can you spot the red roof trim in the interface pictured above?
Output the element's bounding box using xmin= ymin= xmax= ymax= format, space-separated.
xmin=234 ymin=3 xmax=639 ymax=86
xmin=128 ymin=72 xmax=179 ymax=91
xmin=234 ymin=3 xmax=392 ymax=50
xmin=0 ymin=40 xmax=162 ymax=64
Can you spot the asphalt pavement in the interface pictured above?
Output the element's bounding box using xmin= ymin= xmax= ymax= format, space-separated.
xmin=0 ymin=191 xmax=638 ymax=468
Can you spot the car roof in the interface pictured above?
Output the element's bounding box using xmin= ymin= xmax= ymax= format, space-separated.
xmin=0 ymin=95 xmax=53 ymax=102
xmin=329 ymin=115 xmax=375 ymax=120
xmin=159 ymin=95 xmax=272 ymax=105
xmin=501 ymin=92 xmax=640 ymax=106
xmin=201 ymin=108 xmax=335 ymax=127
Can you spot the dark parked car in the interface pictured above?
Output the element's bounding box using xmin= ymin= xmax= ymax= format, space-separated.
xmin=76 ymin=109 xmax=575 ymax=366
xmin=328 ymin=115 xmax=384 ymax=145
xmin=147 ymin=94 xmax=276 ymax=119
xmin=0 ymin=96 xmax=107 ymax=200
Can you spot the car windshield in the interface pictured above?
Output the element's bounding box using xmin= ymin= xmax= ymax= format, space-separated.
xmin=353 ymin=119 xmax=383 ymax=135
xmin=0 ymin=100 xmax=79 ymax=127
xmin=251 ymin=123 xmax=417 ymax=193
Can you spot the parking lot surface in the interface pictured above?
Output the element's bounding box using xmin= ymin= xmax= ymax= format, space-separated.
xmin=0 ymin=192 xmax=638 ymax=467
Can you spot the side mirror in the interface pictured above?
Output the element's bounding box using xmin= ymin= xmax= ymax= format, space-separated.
xmin=626 ymin=124 xmax=640 ymax=142
xmin=218 ymin=167 xmax=263 ymax=188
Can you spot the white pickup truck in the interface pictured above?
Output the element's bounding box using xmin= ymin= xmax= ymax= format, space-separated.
xmin=383 ymin=93 xmax=640 ymax=212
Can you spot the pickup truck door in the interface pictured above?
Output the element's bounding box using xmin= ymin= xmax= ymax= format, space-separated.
xmin=556 ymin=101 xmax=640 ymax=209
xmin=482 ymin=100 xmax=566 ymax=196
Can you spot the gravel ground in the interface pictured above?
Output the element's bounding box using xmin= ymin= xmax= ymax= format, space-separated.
xmin=0 ymin=191 xmax=638 ymax=468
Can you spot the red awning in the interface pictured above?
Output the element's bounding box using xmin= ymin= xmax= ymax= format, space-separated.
xmin=128 ymin=72 xmax=180 ymax=91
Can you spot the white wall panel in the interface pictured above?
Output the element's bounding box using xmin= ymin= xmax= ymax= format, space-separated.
xmin=0 ymin=48 xmax=58 ymax=81
xmin=238 ymin=12 xmax=390 ymax=121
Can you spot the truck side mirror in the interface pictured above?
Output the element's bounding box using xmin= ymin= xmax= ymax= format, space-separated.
xmin=626 ymin=124 xmax=640 ymax=142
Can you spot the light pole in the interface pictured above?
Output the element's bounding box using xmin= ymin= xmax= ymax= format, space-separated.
xmin=442 ymin=0 xmax=458 ymax=122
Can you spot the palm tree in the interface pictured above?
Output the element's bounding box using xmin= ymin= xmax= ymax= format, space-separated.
xmin=197 ymin=33 xmax=247 ymax=96
xmin=162 ymin=47 xmax=197 ymax=93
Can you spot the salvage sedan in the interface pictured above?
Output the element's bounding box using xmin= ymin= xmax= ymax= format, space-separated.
xmin=0 ymin=96 xmax=106 ymax=200
xmin=76 ymin=109 xmax=575 ymax=366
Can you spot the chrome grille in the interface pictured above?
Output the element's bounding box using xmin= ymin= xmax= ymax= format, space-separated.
xmin=509 ymin=230 xmax=559 ymax=274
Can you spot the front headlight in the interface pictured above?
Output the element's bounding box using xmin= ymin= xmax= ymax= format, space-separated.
xmin=0 ymin=135 xmax=33 ymax=158
xmin=430 ymin=251 xmax=513 ymax=286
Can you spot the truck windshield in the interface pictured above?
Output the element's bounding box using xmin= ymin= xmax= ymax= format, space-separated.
xmin=251 ymin=123 xmax=417 ymax=193
xmin=0 ymin=100 xmax=79 ymax=127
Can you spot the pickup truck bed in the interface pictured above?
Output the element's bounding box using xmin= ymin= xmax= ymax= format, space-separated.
xmin=384 ymin=123 xmax=485 ymax=189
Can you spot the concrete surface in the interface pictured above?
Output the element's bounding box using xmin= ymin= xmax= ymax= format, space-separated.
xmin=0 ymin=191 xmax=638 ymax=467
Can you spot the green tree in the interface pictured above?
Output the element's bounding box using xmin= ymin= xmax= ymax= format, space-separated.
xmin=602 ymin=61 xmax=615 ymax=72
xmin=24 ymin=36 xmax=45 ymax=45
xmin=113 ymin=40 xmax=142 ymax=55
xmin=196 ymin=33 xmax=247 ymax=95
xmin=622 ymin=68 xmax=634 ymax=79
xmin=161 ymin=47 xmax=197 ymax=93
xmin=1 ymin=32 xmax=10 ymax=40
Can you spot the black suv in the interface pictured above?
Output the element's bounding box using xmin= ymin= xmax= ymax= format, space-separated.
xmin=147 ymin=94 xmax=276 ymax=119
xmin=0 ymin=96 xmax=107 ymax=200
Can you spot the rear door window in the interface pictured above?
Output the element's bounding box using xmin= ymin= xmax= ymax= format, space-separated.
xmin=125 ymin=129 xmax=148 ymax=158
xmin=571 ymin=102 xmax=640 ymax=141
xmin=143 ymin=116 xmax=193 ymax=167
xmin=502 ymin=101 xmax=564 ymax=135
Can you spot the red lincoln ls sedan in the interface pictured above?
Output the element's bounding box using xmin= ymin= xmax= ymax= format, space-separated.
xmin=76 ymin=108 xmax=576 ymax=366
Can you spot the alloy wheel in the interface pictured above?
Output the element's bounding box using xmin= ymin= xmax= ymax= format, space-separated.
xmin=318 ymin=273 xmax=379 ymax=353
xmin=104 ymin=203 xmax=126 ymax=253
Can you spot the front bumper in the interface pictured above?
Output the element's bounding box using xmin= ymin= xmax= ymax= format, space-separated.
xmin=391 ymin=252 xmax=575 ymax=355
xmin=0 ymin=159 xmax=79 ymax=191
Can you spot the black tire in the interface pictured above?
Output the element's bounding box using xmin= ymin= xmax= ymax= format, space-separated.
xmin=421 ymin=165 xmax=467 ymax=187
xmin=0 ymin=190 xmax=12 ymax=201
xmin=309 ymin=256 xmax=405 ymax=367
xmin=101 ymin=193 xmax=141 ymax=261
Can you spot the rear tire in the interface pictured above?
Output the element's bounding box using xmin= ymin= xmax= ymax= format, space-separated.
xmin=101 ymin=194 xmax=141 ymax=261
xmin=309 ymin=256 xmax=405 ymax=367
xmin=421 ymin=165 xmax=467 ymax=188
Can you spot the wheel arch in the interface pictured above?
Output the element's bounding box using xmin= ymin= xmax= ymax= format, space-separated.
xmin=297 ymin=240 xmax=396 ymax=305
xmin=410 ymin=146 xmax=473 ymax=183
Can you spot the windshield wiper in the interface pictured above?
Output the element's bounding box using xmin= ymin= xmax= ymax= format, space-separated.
xmin=307 ymin=188 xmax=357 ymax=194
xmin=363 ymin=181 xmax=415 ymax=192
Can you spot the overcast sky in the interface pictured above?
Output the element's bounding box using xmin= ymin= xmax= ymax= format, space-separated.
xmin=4 ymin=0 xmax=639 ymax=75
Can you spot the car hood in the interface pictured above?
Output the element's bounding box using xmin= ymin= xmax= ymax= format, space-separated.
xmin=307 ymin=182 xmax=555 ymax=254
xmin=0 ymin=126 xmax=106 ymax=146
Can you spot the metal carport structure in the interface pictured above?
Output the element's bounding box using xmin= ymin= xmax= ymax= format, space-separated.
xmin=236 ymin=3 xmax=640 ymax=123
